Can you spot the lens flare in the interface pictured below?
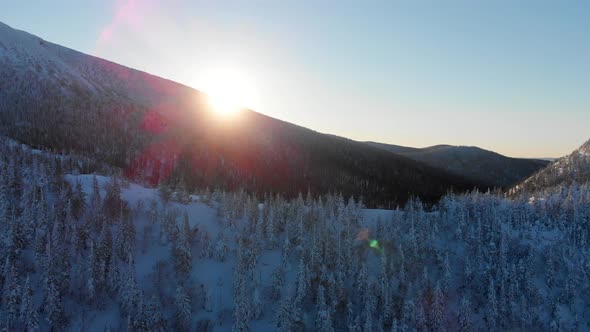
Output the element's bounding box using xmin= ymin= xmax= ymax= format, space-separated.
xmin=370 ymin=239 xmax=379 ymax=249
xmin=356 ymin=229 xmax=382 ymax=253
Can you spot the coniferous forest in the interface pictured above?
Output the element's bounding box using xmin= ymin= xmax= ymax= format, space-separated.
xmin=1 ymin=138 xmax=589 ymax=331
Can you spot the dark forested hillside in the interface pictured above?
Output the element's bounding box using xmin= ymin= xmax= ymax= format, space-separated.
xmin=0 ymin=22 xmax=481 ymax=207
xmin=366 ymin=141 xmax=549 ymax=189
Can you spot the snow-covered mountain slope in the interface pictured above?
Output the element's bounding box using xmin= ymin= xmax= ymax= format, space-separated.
xmin=0 ymin=21 xmax=482 ymax=208
xmin=366 ymin=141 xmax=550 ymax=188
xmin=0 ymin=21 xmax=200 ymax=106
xmin=510 ymin=138 xmax=590 ymax=195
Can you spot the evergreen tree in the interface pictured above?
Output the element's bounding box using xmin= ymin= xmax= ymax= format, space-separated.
xmin=145 ymin=295 xmax=167 ymax=331
xmin=86 ymin=241 xmax=96 ymax=301
xmin=442 ymin=251 xmax=451 ymax=293
xmin=277 ymin=293 xmax=300 ymax=332
xmin=20 ymin=276 xmax=37 ymax=330
xmin=121 ymin=261 xmax=139 ymax=315
xmin=430 ymin=282 xmax=444 ymax=331
xmin=4 ymin=264 xmax=21 ymax=328
xmin=458 ymin=296 xmax=472 ymax=332
xmin=91 ymin=175 xmax=101 ymax=209
xmin=315 ymin=285 xmax=334 ymax=332
xmin=390 ymin=318 xmax=398 ymax=332
xmin=175 ymin=285 xmax=192 ymax=331
xmin=174 ymin=217 xmax=192 ymax=277
xmin=251 ymin=286 xmax=263 ymax=320
xmin=295 ymin=258 xmax=307 ymax=304
xmin=45 ymin=280 xmax=64 ymax=329
xmin=487 ymin=278 xmax=498 ymax=329
xmin=214 ymin=231 xmax=228 ymax=262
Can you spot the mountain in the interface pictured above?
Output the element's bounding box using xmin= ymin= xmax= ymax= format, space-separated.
xmin=363 ymin=141 xmax=421 ymax=154
xmin=0 ymin=22 xmax=482 ymax=207
xmin=366 ymin=141 xmax=549 ymax=188
xmin=510 ymin=138 xmax=590 ymax=195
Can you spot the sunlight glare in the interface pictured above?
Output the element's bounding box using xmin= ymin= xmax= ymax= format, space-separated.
xmin=197 ymin=66 xmax=259 ymax=115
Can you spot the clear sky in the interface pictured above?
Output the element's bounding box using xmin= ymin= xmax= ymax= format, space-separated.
xmin=1 ymin=0 xmax=589 ymax=158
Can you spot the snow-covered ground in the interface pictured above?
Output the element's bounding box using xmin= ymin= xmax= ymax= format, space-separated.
xmin=64 ymin=173 xmax=394 ymax=331
xmin=2 ymin=138 xmax=590 ymax=331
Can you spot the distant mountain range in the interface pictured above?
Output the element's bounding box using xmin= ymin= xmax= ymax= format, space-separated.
xmin=365 ymin=142 xmax=549 ymax=188
xmin=510 ymin=138 xmax=590 ymax=195
xmin=0 ymin=21 xmax=486 ymax=207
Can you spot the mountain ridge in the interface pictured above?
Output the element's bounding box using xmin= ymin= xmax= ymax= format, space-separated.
xmin=0 ymin=21 xmax=483 ymax=207
xmin=510 ymin=138 xmax=590 ymax=195
xmin=366 ymin=141 xmax=550 ymax=188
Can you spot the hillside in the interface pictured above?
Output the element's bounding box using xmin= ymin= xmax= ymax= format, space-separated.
xmin=366 ymin=141 xmax=549 ymax=188
xmin=510 ymin=138 xmax=590 ymax=195
xmin=0 ymin=21 xmax=481 ymax=207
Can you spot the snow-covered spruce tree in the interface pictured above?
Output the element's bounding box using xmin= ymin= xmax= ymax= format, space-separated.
xmin=90 ymin=175 xmax=101 ymax=210
xmin=270 ymin=266 xmax=285 ymax=301
xmin=277 ymin=292 xmax=301 ymax=332
xmin=158 ymin=182 xmax=172 ymax=206
xmin=315 ymin=285 xmax=334 ymax=332
xmin=97 ymin=227 xmax=113 ymax=291
xmin=200 ymin=230 xmax=212 ymax=259
xmin=486 ymin=278 xmax=498 ymax=329
xmin=102 ymin=178 xmax=124 ymax=220
xmin=115 ymin=212 xmax=136 ymax=261
xmin=174 ymin=215 xmax=192 ymax=278
xmin=85 ymin=240 xmax=97 ymax=302
xmin=214 ymin=230 xmax=228 ymax=262
xmin=401 ymin=298 xmax=415 ymax=330
xmin=430 ymin=283 xmax=444 ymax=331
xmin=145 ymin=294 xmax=167 ymax=331
xmin=45 ymin=279 xmax=65 ymax=329
xmin=232 ymin=289 xmax=250 ymax=332
xmin=120 ymin=257 xmax=140 ymax=316
xmin=294 ymin=258 xmax=307 ymax=305
xmin=362 ymin=287 xmax=375 ymax=332
xmin=281 ymin=233 xmax=291 ymax=269
xmin=174 ymin=285 xmax=192 ymax=331
xmin=251 ymin=285 xmax=263 ymax=320
xmin=20 ymin=275 xmax=39 ymax=331
xmin=442 ymin=251 xmax=451 ymax=294
xmin=3 ymin=264 xmax=21 ymax=329
xmin=457 ymin=296 xmax=472 ymax=332
xmin=266 ymin=205 xmax=277 ymax=249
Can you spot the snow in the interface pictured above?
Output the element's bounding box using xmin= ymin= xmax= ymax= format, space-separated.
xmin=3 ymin=137 xmax=590 ymax=331
xmin=2 ymin=20 xmax=201 ymax=114
xmin=0 ymin=22 xmax=97 ymax=93
xmin=512 ymin=137 xmax=590 ymax=195
xmin=59 ymin=173 xmax=397 ymax=331
xmin=62 ymin=174 xmax=290 ymax=330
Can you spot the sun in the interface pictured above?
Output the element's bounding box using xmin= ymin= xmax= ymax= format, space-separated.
xmin=197 ymin=66 xmax=258 ymax=115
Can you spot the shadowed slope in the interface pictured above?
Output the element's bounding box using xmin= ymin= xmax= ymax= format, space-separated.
xmin=0 ymin=21 xmax=481 ymax=207
xmin=366 ymin=141 xmax=549 ymax=188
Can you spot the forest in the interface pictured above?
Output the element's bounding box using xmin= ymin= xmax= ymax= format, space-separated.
xmin=0 ymin=137 xmax=588 ymax=331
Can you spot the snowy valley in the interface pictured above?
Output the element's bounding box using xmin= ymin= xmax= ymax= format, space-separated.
xmin=1 ymin=137 xmax=590 ymax=331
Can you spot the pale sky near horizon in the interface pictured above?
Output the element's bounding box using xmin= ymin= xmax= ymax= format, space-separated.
xmin=1 ymin=0 xmax=589 ymax=158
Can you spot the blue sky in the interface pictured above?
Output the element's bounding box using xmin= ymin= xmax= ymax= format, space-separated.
xmin=2 ymin=0 xmax=589 ymax=157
